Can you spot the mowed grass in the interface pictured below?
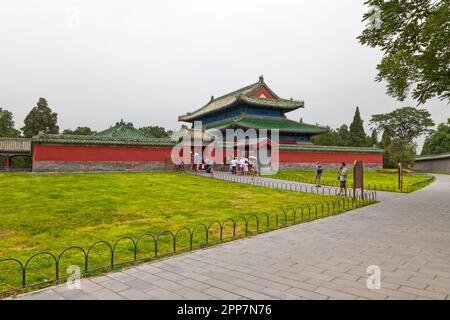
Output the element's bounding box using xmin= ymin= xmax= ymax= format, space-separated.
xmin=0 ymin=172 xmax=341 ymax=293
xmin=272 ymin=169 xmax=433 ymax=192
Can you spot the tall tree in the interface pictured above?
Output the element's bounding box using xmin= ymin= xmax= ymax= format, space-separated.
xmin=21 ymin=98 xmax=59 ymax=138
xmin=384 ymin=138 xmax=416 ymax=168
xmin=0 ymin=107 xmax=20 ymax=137
xmin=349 ymin=107 xmax=368 ymax=146
xmin=312 ymin=127 xmax=340 ymax=146
xmin=421 ymin=119 xmax=450 ymax=155
xmin=139 ymin=126 xmax=173 ymax=138
xmin=337 ymin=124 xmax=350 ymax=146
xmin=63 ymin=126 xmax=95 ymax=135
xmin=379 ymin=130 xmax=392 ymax=149
xmin=370 ymin=107 xmax=434 ymax=143
xmin=369 ymin=129 xmax=378 ymax=147
xmin=358 ymin=0 xmax=450 ymax=104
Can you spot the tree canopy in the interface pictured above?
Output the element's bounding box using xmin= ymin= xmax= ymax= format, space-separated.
xmin=21 ymin=98 xmax=59 ymax=138
xmin=370 ymin=107 xmax=434 ymax=143
xmin=63 ymin=126 xmax=96 ymax=135
xmin=358 ymin=0 xmax=450 ymax=104
xmin=139 ymin=126 xmax=173 ymax=138
xmin=0 ymin=107 xmax=20 ymax=137
xmin=421 ymin=119 xmax=450 ymax=155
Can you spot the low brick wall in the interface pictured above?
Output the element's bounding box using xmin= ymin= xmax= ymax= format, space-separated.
xmin=33 ymin=161 xmax=172 ymax=173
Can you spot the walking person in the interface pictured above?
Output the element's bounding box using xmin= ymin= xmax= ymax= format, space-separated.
xmin=315 ymin=162 xmax=323 ymax=187
xmin=244 ymin=160 xmax=249 ymax=176
xmin=239 ymin=157 xmax=246 ymax=176
xmin=193 ymin=153 xmax=201 ymax=174
xmin=249 ymin=156 xmax=258 ymax=180
xmin=338 ymin=162 xmax=348 ymax=195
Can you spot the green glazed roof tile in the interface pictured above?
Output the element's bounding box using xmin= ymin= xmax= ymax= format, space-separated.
xmin=206 ymin=115 xmax=329 ymax=134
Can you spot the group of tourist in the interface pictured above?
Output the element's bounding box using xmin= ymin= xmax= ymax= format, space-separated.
xmin=182 ymin=153 xmax=349 ymax=195
xmin=229 ymin=156 xmax=259 ymax=178
xmin=314 ymin=161 xmax=348 ymax=195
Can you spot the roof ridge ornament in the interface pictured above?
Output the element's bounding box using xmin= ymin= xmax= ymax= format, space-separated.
xmin=259 ymin=75 xmax=264 ymax=82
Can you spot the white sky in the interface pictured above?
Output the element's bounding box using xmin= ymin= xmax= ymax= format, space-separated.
xmin=0 ymin=0 xmax=448 ymax=149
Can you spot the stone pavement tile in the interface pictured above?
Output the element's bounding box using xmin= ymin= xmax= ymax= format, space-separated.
xmin=340 ymin=287 xmax=388 ymax=300
xmin=178 ymin=278 xmax=211 ymax=291
xmin=118 ymin=288 xmax=153 ymax=300
xmin=229 ymin=278 xmax=265 ymax=292
xmin=425 ymin=285 xmax=450 ymax=296
xmin=285 ymin=287 xmax=328 ymax=300
xmin=380 ymin=288 xmax=418 ymax=300
xmin=299 ymin=270 xmax=335 ymax=282
xmin=314 ymin=287 xmax=358 ymax=300
xmin=101 ymin=279 xmax=130 ymax=292
xmin=107 ymin=271 xmax=137 ymax=283
xmin=129 ymin=270 xmax=161 ymax=282
xmin=175 ymin=287 xmax=214 ymax=300
xmin=135 ymin=264 xmax=164 ymax=274
xmin=59 ymin=289 xmax=96 ymax=300
xmin=28 ymin=289 xmax=66 ymax=300
xmin=323 ymin=270 xmax=361 ymax=281
xmin=259 ymin=287 xmax=302 ymax=300
xmin=382 ymin=277 xmax=427 ymax=290
xmin=203 ymin=287 xmax=242 ymax=300
xmin=90 ymin=275 xmax=111 ymax=284
xmin=90 ymin=288 xmax=125 ymax=300
xmin=199 ymin=277 xmax=239 ymax=292
xmin=398 ymin=286 xmax=447 ymax=300
xmin=144 ymin=287 xmax=184 ymax=300
xmin=153 ymin=278 xmax=185 ymax=292
xmin=231 ymin=287 xmax=276 ymax=300
xmin=123 ymin=278 xmax=158 ymax=291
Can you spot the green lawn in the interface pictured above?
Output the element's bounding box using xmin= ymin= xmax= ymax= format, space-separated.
xmin=271 ymin=169 xmax=434 ymax=192
xmin=0 ymin=172 xmax=360 ymax=295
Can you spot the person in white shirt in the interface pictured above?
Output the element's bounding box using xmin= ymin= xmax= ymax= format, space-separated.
xmin=338 ymin=162 xmax=348 ymax=195
xmin=230 ymin=158 xmax=237 ymax=174
xmin=239 ymin=157 xmax=246 ymax=176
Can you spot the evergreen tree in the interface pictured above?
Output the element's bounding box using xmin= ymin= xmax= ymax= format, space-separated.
xmin=0 ymin=107 xmax=20 ymax=137
xmin=21 ymin=98 xmax=59 ymax=138
xmin=349 ymin=107 xmax=367 ymax=147
xmin=379 ymin=130 xmax=392 ymax=149
xmin=369 ymin=129 xmax=378 ymax=147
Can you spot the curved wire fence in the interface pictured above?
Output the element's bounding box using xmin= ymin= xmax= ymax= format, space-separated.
xmin=264 ymin=173 xmax=435 ymax=193
xmin=0 ymin=193 xmax=376 ymax=297
xmin=197 ymin=171 xmax=378 ymax=200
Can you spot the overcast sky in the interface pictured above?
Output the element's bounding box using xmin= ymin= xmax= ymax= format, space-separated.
xmin=0 ymin=0 xmax=448 ymax=149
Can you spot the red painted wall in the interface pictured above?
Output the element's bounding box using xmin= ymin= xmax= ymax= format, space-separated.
xmin=250 ymin=87 xmax=277 ymax=99
xmin=33 ymin=144 xmax=172 ymax=162
xmin=278 ymin=151 xmax=383 ymax=164
xmin=33 ymin=144 xmax=383 ymax=165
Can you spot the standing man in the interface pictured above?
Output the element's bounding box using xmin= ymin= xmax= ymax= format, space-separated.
xmin=239 ymin=157 xmax=246 ymax=176
xmin=338 ymin=162 xmax=348 ymax=195
xmin=230 ymin=157 xmax=237 ymax=175
xmin=315 ymin=162 xmax=323 ymax=187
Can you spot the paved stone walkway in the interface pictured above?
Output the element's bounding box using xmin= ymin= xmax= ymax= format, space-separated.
xmin=13 ymin=174 xmax=450 ymax=300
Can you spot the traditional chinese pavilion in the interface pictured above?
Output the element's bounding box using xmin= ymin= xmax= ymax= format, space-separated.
xmin=179 ymin=76 xmax=329 ymax=144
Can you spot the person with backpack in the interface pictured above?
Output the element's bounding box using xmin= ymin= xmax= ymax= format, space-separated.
xmin=315 ymin=162 xmax=323 ymax=187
